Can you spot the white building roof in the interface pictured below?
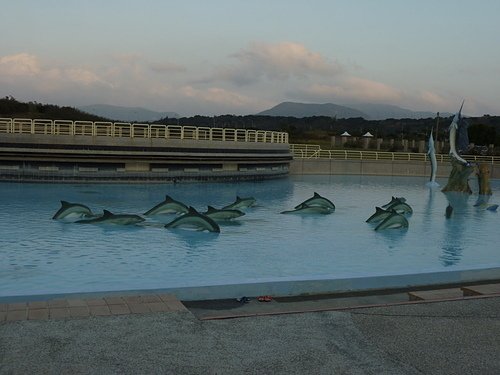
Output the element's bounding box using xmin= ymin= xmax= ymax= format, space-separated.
xmin=362 ymin=131 xmax=374 ymax=137
xmin=341 ymin=131 xmax=351 ymax=136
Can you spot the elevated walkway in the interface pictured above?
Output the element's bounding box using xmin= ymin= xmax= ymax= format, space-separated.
xmin=0 ymin=118 xmax=291 ymax=182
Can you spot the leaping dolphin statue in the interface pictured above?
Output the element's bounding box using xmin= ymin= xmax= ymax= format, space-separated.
xmin=381 ymin=196 xmax=406 ymax=209
xmin=426 ymin=130 xmax=439 ymax=187
xmin=366 ymin=207 xmax=396 ymax=223
xmin=222 ymin=196 xmax=256 ymax=210
xmin=75 ymin=210 xmax=145 ymax=225
xmin=165 ymin=207 xmax=220 ymax=232
xmin=294 ymin=192 xmax=335 ymax=211
xmin=203 ymin=206 xmax=245 ymax=221
xmin=52 ymin=201 xmax=94 ymax=220
xmin=388 ymin=201 xmax=413 ymax=215
xmin=144 ymin=195 xmax=189 ymax=216
xmin=449 ymin=101 xmax=469 ymax=165
xmin=281 ymin=203 xmax=333 ymax=215
xmin=374 ymin=212 xmax=409 ymax=231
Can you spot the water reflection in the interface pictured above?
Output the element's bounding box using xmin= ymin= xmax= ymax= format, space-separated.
xmin=440 ymin=192 xmax=470 ymax=266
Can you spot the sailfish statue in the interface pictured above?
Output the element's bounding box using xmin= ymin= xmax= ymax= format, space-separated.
xmin=426 ymin=129 xmax=439 ymax=187
xmin=448 ymin=100 xmax=469 ymax=165
xmin=442 ymin=100 xmax=474 ymax=193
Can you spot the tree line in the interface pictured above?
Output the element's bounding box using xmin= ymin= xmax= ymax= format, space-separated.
xmin=1 ymin=96 xmax=499 ymax=148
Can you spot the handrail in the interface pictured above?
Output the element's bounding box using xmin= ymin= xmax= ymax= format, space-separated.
xmin=289 ymin=144 xmax=500 ymax=165
xmin=0 ymin=118 xmax=289 ymax=144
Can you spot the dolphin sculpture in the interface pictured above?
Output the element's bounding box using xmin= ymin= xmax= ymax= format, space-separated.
xmin=426 ymin=130 xmax=439 ymax=187
xmin=448 ymin=101 xmax=469 ymax=165
xmin=203 ymin=206 xmax=245 ymax=221
xmin=222 ymin=196 xmax=256 ymax=210
xmin=388 ymin=201 xmax=413 ymax=215
xmin=52 ymin=201 xmax=94 ymax=220
xmin=381 ymin=196 xmax=406 ymax=209
xmin=75 ymin=210 xmax=145 ymax=225
xmin=294 ymin=192 xmax=335 ymax=211
xmin=165 ymin=207 xmax=220 ymax=232
xmin=374 ymin=212 xmax=409 ymax=231
xmin=143 ymin=195 xmax=189 ymax=216
xmin=281 ymin=203 xmax=332 ymax=215
xmin=366 ymin=207 xmax=396 ymax=223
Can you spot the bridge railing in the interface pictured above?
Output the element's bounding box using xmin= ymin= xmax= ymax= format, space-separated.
xmin=289 ymin=143 xmax=500 ymax=165
xmin=0 ymin=118 xmax=289 ymax=144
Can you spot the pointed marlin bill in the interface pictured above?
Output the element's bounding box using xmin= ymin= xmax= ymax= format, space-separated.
xmin=165 ymin=207 xmax=220 ymax=232
xmin=143 ymin=195 xmax=189 ymax=216
xmin=281 ymin=203 xmax=333 ymax=215
xmin=203 ymin=206 xmax=245 ymax=221
xmin=426 ymin=130 xmax=439 ymax=187
xmin=52 ymin=201 xmax=93 ymax=220
xmin=294 ymin=192 xmax=335 ymax=210
xmin=75 ymin=210 xmax=145 ymax=225
xmin=222 ymin=196 xmax=256 ymax=210
xmin=366 ymin=207 xmax=395 ymax=223
xmin=374 ymin=212 xmax=409 ymax=231
xmin=381 ymin=196 xmax=406 ymax=209
xmin=449 ymin=101 xmax=469 ymax=165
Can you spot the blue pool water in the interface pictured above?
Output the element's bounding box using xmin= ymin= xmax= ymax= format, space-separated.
xmin=0 ymin=175 xmax=499 ymax=298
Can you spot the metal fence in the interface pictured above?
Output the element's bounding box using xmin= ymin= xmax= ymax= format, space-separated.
xmin=290 ymin=143 xmax=500 ymax=164
xmin=0 ymin=118 xmax=289 ymax=144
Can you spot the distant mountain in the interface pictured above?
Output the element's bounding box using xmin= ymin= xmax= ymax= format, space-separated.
xmin=257 ymin=102 xmax=367 ymax=119
xmin=342 ymin=102 xmax=444 ymax=120
xmin=257 ymin=101 xmax=446 ymax=120
xmin=78 ymin=104 xmax=179 ymax=122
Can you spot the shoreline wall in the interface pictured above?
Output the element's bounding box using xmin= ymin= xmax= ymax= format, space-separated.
xmin=290 ymin=159 xmax=500 ymax=179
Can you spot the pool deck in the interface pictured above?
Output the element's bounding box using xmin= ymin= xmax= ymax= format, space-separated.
xmin=1 ymin=284 xmax=500 ymax=374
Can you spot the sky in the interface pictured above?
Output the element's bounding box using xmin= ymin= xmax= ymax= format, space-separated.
xmin=1 ymin=0 xmax=500 ymax=117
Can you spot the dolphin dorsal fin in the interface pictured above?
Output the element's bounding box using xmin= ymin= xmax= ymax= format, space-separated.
xmin=61 ymin=200 xmax=70 ymax=207
xmin=206 ymin=206 xmax=217 ymax=213
xmin=314 ymin=192 xmax=320 ymax=197
xmin=102 ymin=209 xmax=113 ymax=217
xmin=165 ymin=195 xmax=174 ymax=202
xmin=375 ymin=207 xmax=385 ymax=212
xmin=188 ymin=206 xmax=198 ymax=214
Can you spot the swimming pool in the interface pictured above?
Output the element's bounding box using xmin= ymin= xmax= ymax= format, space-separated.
xmin=0 ymin=175 xmax=499 ymax=300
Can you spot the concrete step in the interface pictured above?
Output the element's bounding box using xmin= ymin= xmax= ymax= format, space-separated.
xmin=408 ymin=288 xmax=464 ymax=301
xmin=461 ymin=283 xmax=500 ymax=296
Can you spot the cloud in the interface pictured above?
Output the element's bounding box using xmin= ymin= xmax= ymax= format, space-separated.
xmin=206 ymin=41 xmax=341 ymax=86
xmin=0 ymin=52 xmax=112 ymax=90
xmin=298 ymin=77 xmax=402 ymax=103
xmin=0 ymin=53 xmax=41 ymax=76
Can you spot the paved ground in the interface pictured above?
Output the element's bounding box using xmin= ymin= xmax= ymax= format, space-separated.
xmin=1 ymin=295 xmax=500 ymax=374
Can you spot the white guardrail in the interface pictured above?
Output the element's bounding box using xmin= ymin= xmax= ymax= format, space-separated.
xmin=0 ymin=118 xmax=289 ymax=144
xmin=290 ymin=143 xmax=500 ymax=165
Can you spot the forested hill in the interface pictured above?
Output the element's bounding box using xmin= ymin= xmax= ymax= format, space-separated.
xmin=0 ymin=96 xmax=110 ymax=122
xmin=1 ymin=96 xmax=499 ymax=145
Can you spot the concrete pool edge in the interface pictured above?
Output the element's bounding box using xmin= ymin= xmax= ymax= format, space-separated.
xmin=2 ymin=267 xmax=500 ymax=303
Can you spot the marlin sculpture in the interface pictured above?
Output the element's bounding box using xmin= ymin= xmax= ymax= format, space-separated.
xmin=281 ymin=203 xmax=333 ymax=215
xmin=374 ymin=212 xmax=409 ymax=231
xmin=222 ymin=196 xmax=256 ymax=210
xmin=426 ymin=129 xmax=439 ymax=187
xmin=448 ymin=101 xmax=469 ymax=165
xmin=52 ymin=201 xmax=94 ymax=220
xmin=143 ymin=195 xmax=189 ymax=216
xmin=165 ymin=207 xmax=220 ymax=232
xmin=75 ymin=210 xmax=145 ymax=225
xmin=294 ymin=192 xmax=335 ymax=211
xmin=203 ymin=206 xmax=245 ymax=221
